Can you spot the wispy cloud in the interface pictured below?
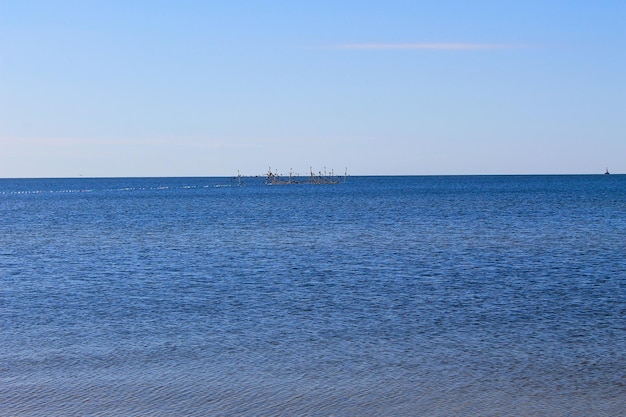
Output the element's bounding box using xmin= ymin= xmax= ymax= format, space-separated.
xmin=335 ymin=43 xmax=524 ymax=50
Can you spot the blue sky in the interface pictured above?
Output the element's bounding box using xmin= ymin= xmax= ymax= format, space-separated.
xmin=1 ymin=1 xmax=624 ymax=177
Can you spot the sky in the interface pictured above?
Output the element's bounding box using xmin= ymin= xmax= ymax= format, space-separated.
xmin=1 ymin=1 xmax=625 ymax=177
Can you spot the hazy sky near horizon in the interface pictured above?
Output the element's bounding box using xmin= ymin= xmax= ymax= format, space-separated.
xmin=1 ymin=1 xmax=625 ymax=177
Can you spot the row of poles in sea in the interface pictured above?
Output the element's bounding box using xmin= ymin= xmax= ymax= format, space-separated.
xmin=232 ymin=167 xmax=348 ymax=186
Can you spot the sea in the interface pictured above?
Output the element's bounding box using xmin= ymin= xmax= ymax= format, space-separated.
xmin=1 ymin=175 xmax=625 ymax=416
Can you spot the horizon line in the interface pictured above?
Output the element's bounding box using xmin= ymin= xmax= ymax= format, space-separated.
xmin=1 ymin=173 xmax=620 ymax=180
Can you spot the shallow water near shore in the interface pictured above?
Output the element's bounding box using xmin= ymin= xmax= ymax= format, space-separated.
xmin=1 ymin=175 xmax=625 ymax=416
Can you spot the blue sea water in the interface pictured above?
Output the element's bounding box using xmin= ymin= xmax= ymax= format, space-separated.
xmin=1 ymin=175 xmax=625 ymax=416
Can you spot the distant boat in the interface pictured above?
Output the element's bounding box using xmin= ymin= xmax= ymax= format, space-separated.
xmin=605 ymin=168 xmax=610 ymax=175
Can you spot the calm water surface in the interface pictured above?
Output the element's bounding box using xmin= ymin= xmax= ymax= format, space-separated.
xmin=1 ymin=175 xmax=625 ymax=416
